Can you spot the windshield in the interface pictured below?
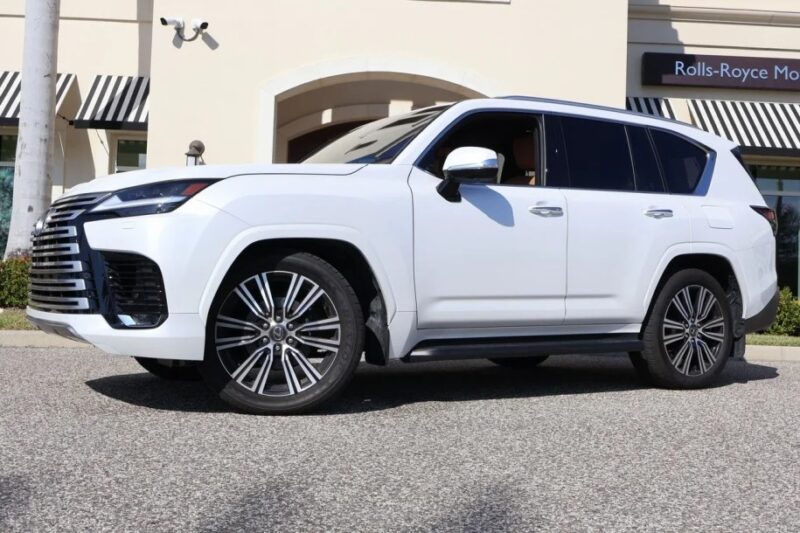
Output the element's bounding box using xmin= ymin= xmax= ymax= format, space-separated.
xmin=302 ymin=105 xmax=450 ymax=164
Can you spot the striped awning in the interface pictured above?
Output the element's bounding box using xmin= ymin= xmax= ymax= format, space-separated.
xmin=626 ymin=96 xmax=677 ymax=120
xmin=688 ymin=99 xmax=800 ymax=151
xmin=74 ymin=75 xmax=149 ymax=130
xmin=0 ymin=71 xmax=75 ymax=126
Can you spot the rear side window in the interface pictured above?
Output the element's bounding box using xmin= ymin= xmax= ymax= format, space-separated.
xmin=626 ymin=126 xmax=665 ymax=193
xmin=650 ymin=130 xmax=708 ymax=194
xmin=559 ymin=116 xmax=635 ymax=191
xmin=732 ymin=147 xmax=754 ymax=180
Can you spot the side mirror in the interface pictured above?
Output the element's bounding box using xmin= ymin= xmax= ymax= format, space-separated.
xmin=437 ymin=146 xmax=498 ymax=202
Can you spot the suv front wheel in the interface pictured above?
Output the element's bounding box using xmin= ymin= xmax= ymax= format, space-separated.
xmin=200 ymin=251 xmax=364 ymax=415
xmin=636 ymin=269 xmax=733 ymax=389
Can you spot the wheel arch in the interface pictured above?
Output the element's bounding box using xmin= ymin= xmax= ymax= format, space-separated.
xmin=643 ymin=251 xmax=744 ymax=338
xmin=200 ymin=235 xmax=393 ymax=365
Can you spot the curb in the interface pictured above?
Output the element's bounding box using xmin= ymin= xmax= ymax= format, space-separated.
xmin=0 ymin=330 xmax=86 ymax=348
xmin=1 ymin=330 xmax=800 ymax=362
xmin=743 ymin=345 xmax=800 ymax=363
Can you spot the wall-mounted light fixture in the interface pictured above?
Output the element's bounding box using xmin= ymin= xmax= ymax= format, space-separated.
xmin=185 ymin=140 xmax=206 ymax=167
xmin=160 ymin=16 xmax=209 ymax=42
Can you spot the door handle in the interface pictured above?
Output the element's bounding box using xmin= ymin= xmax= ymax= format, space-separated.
xmin=645 ymin=208 xmax=673 ymax=219
xmin=529 ymin=206 xmax=564 ymax=217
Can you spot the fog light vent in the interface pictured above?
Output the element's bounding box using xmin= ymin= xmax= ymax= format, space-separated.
xmin=102 ymin=252 xmax=168 ymax=328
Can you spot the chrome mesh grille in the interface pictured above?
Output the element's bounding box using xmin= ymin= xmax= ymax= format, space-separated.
xmin=28 ymin=192 xmax=107 ymax=313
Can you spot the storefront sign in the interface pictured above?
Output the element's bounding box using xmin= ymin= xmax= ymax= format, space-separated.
xmin=642 ymin=53 xmax=800 ymax=91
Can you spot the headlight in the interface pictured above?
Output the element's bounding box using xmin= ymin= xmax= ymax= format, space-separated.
xmin=90 ymin=179 xmax=218 ymax=217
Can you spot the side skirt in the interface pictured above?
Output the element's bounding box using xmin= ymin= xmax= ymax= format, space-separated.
xmin=404 ymin=334 xmax=643 ymax=362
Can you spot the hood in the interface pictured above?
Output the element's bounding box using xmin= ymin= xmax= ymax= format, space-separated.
xmin=60 ymin=163 xmax=366 ymax=198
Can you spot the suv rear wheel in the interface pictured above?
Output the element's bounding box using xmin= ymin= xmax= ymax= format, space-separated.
xmin=636 ymin=269 xmax=733 ymax=389
xmin=200 ymin=251 xmax=364 ymax=415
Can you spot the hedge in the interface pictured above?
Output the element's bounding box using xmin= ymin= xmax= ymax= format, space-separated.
xmin=764 ymin=287 xmax=800 ymax=336
xmin=0 ymin=256 xmax=30 ymax=308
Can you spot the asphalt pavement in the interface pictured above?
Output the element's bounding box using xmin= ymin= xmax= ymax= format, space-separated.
xmin=1 ymin=347 xmax=798 ymax=532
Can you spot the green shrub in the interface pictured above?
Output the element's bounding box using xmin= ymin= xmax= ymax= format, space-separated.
xmin=0 ymin=256 xmax=30 ymax=308
xmin=764 ymin=287 xmax=800 ymax=336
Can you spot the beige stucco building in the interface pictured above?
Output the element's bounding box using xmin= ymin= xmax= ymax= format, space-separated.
xmin=2 ymin=0 xmax=800 ymax=289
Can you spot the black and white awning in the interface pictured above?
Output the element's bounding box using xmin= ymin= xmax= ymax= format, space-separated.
xmin=626 ymin=97 xmax=677 ymax=120
xmin=74 ymin=75 xmax=149 ymax=130
xmin=688 ymin=99 xmax=800 ymax=151
xmin=0 ymin=71 xmax=75 ymax=126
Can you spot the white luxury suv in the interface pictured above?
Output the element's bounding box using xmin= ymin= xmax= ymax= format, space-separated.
xmin=28 ymin=97 xmax=778 ymax=414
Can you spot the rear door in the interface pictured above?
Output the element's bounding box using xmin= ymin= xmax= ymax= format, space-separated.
xmin=545 ymin=115 xmax=692 ymax=325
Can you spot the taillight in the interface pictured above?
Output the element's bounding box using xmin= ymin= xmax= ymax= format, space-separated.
xmin=751 ymin=205 xmax=778 ymax=236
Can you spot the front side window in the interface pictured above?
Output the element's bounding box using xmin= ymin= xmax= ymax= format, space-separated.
xmin=650 ymin=129 xmax=707 ymax=194
xmin=558 ymin=116 xmax=635 ymax=192
xmin=303 ymin=106 xmax=449 ymax=164
xmin=417 ymin=111 xmax=542 ymax=185
xmin=543 ymin=115 xmax=569 ymax=188
xmin=115 ymin=139 xmax=147 ymax=173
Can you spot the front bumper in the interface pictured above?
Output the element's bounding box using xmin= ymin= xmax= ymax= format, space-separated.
xmin=27 ymin=308 xmax=206 ymax=360
xmin=28 ymin=196 xmax=248 ymax=360
xmin=744 ymin=288 xmax=779 ymax=334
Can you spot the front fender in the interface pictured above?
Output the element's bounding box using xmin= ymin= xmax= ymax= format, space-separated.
xmin=197 ymin=224 xmax=403 ymax=324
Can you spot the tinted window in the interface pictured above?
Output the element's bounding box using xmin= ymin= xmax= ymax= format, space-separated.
xmin=560 ymin=116 xmax=635 ymax=191
xmin=543 ymin=116 xmax=569 ymax=187
xmin=627 ymin=126 xmax=664 ymax=193
xmin=651 ymin=130 xmax=707 ymax=194
xmin=304 ymin=106 xmax=448 ymax=164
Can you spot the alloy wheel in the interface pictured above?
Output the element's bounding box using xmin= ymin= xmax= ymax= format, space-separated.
xmin=213 ymin=270 xmax=341 ymax=396
xmin=662 ymin=284 xmax=726 ymax=376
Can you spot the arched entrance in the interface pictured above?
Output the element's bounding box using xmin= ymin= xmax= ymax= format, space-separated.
xmin=275 ymin=75 xmax=484 ymax=163
xmin=256 ymin=60 xmax=497 ymax=163
xmin=286 ymin=120 xmax=371 ymax=163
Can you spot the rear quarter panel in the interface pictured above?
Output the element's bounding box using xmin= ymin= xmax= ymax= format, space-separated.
xmin=687 ymin=151 xmax=777 ymax=318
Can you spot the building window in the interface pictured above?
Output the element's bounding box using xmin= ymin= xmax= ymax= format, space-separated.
xmin=0 ymin=134 xmax=17 ymax=253
xmin=752 ymin=164 xmax=800 ymax=296
xmin=115 ymin=139 xmax=147 ymax=173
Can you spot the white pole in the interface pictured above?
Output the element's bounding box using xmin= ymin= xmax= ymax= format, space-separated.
xmin=4 ymin=0 xmax=60 ymax=258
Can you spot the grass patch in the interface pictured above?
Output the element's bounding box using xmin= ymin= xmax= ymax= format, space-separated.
xmin=747 ymin=334 xmax=800 ymax=347
xmin=0 ymin=308 xmax=35 ymax=330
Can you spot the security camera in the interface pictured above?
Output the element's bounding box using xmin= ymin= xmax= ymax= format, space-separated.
xmin=191 ymin=19 xmax=209 ymax=32
xmin=159 ymin=16 xmax=185 ymax=30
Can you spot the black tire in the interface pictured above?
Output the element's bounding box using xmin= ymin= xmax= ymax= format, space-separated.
xmin=200 ymin=251 xmax=364 ymax=415
xmin=641 ymin=269 xmax=733 ymax=389
xmin=489 ymin=355 xmax=549 ymax=368
xmin=134 ymin=357 xmax=201 ymax=381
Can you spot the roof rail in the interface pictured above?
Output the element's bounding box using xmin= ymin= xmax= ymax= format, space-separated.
xmin=496 ymin=95 xmax=681 ymax=125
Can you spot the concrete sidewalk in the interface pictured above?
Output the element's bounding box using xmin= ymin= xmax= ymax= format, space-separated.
xmin=0 ymin=330 xmax=85 ymax=348
xmin=1 ymin=330 xmax=799 ymax=363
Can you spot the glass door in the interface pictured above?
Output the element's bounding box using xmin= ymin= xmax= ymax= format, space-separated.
xmin=751 ymin=164 xmax=800 ymax=295
xmin=0 ymin=134 xmax=17 ymax=253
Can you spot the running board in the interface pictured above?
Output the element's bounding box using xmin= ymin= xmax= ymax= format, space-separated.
xmin=405 ymin=334 xmax=643 ymax=362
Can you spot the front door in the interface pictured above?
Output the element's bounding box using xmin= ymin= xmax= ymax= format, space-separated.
xmin=409 ymin=169 xmax=568 ymax=328
xmin=408 ymin=110 xmax=568 ymax=329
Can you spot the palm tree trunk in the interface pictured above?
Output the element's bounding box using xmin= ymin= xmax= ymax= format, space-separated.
xmin=3 ymin=0 xmax=60 ymax=258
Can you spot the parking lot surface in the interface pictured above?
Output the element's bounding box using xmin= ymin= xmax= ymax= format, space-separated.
xmin=1 ymin=347 xmax=798 ymax=532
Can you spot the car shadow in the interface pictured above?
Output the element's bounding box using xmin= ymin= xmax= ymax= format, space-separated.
xmin=84 ymin=354 xmax=780 ymax=415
